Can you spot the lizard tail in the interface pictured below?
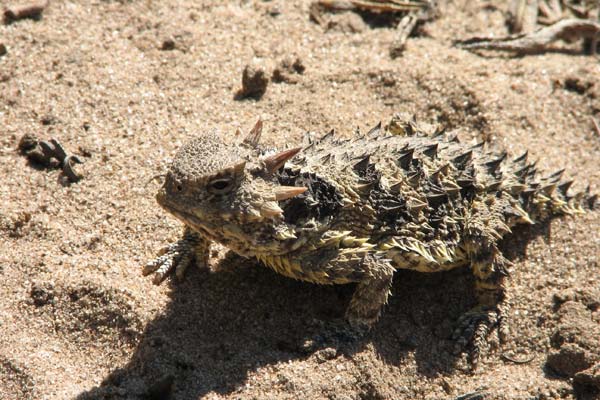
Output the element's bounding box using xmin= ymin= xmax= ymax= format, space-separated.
xmin=510 ymin=153 xmax=597 ymax=221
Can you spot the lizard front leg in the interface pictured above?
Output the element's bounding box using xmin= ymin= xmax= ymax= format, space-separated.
xmin=345 ymin=254 xmax=396 ymax=328
xmin=143 ymin=226 xmax=211 ymax=284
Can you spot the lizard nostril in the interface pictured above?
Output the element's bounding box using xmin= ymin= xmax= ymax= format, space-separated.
xmin=176 ymin=184 xmax=183 ymax=192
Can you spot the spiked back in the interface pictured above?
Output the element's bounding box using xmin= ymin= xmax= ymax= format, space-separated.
xmin=285 ymin=114 xmax=595 ymax=236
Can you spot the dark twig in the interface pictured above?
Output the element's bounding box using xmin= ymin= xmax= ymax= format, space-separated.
xmin=592 ymin=117 xmax=600 ymax=137
xmin=454 ymin=389 xmax=488 ymax=400
xmin=314 ymin=0 xmax=427 ymax=13
xmin=49 ymin=138 xmax=67 ymax=161
xmin=62 ymin=155 xmax=83 ymax=182
xmin=501 ymin=352 xmax=535 ymax=364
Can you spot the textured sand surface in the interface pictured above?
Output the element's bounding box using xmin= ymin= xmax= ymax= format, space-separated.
xmin=1 ymin=1 xmax=599 ymax=399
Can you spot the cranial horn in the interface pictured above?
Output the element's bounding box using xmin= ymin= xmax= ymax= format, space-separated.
xmin=243 ymin=118 xmax=263 ymax=147
xmin=264 ymin=147 xmax=302 ymax=173
xmin=275 ymin=186 xmax=308 ymax=201
xmin=260 ymin=201 xmax=284 ymax=218
xmin=233 ymin=161 xmax=246 ymax=175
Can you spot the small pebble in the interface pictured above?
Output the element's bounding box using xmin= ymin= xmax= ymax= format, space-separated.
xmin=272 ymin=57 xmax=305 ymax=84
xmin=237 ymin=61 xmax=269 ymax=99
xmin=4 ymin=1 xmax=48 ymax=23
xmin=160 ymin=38 xmax=176 ymax=51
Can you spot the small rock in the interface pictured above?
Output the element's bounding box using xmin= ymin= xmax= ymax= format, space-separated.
xmin=18 ymin=133 xmax=39 ymax=154
xmin=563 ymin=77 xmax=592 ymax=95
xmin=547 ymin=343 xmax=593 ymax=377
xmin=300 ymin=338 xmax=318 ymax=353
xmin=551 ymin=301 xmax=600 ymax=351
xmin=30 ymin=282 xmax=55 ymax=306
xmin=575 ymin=362 xmax=600 ymax=391
xmin=326 ymin=13 xmax=366 ymax=33
xmin=315 ymin=347 xmax=338 ymax=363
xmin=272 ymin=57 xmax=305 ymax=84
xmin=546 ymin=298 xmax=600 ymax=379
xmin=4 ymin=1 xmax=47 ymax=23
xmin=40 ymin=114 xmax=56 ymax=125
xmin=160 ymin=38 xmax=176 ymax=51
xmin=237 ymin=61 xmax=269 ymax=99
xmin=78 ymin=145 xmax=92 ymax=157
xmin=268 ymin=6 xmax=281 ymax=17
xmin=553 ymin=288 xmax=600 ymax=311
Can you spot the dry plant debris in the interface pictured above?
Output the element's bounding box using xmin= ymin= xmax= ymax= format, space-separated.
xmin=592 ymin=117 xmax=600 ymax=137
xmin=456 ymin=18 xmax=600 ymax=55
xmin=460 ymin=0 xmax=600 ymax=55
xmin=18 ymin=134 xmax=84 ymax=183
xmin=310 ymin=0 xmax=436 ymax=57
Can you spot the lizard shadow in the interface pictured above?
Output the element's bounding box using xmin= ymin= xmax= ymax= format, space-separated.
xmin=75 ymin=251 xmax=350 ymax=400
xmin=76 ymin=221 xmax=552 ymax=399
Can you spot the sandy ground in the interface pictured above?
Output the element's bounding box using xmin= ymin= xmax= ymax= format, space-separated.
xmin=1 ymin=1 xmax=599 ymax=399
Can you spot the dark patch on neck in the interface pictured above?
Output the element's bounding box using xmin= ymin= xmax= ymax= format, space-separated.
xmin=278 ymin=168 xmax=343 ymax=224
xmin=352 ymin=155 xmax=413 ymax=235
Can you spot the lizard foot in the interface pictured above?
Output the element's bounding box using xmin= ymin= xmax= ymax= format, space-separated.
xmin=143 ymin=231 xmax=208 ymax=284
xmin=452 ymin=306 xmax=507 ymax=370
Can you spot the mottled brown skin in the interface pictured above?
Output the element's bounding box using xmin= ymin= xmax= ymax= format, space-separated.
xmin=145 ymin=115 xmax=594 ymax=368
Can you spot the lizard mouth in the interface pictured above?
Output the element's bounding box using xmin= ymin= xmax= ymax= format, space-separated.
xmin=155 ymin=189 xmax=214 ymax=233
xmin=155 ymin=187 xmax=168 ymax=208
xmin=163 ymin=203 xmax=220 ymax=239
xmin=155 ymin=188 xmax=191 ymax=221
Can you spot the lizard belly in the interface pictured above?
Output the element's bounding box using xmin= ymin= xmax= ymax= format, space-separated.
xmin=255 ymin=252 xmax=357 ymax=285
xmin=381 ymin=238 xmax=469 ymax=273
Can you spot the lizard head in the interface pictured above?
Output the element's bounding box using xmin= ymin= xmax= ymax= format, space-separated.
xmin=156 ymin=123 xmax=307 ymax=244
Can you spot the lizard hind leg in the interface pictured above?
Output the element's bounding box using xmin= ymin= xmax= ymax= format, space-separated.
xmin=345 ymin=254 xmax=395 ymax=329
xmin=452 ymin=248 xmax=511 ymax=369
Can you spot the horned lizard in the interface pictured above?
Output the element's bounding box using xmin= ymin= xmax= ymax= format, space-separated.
xmin=144 ymin=115 xmax=596 ymax=367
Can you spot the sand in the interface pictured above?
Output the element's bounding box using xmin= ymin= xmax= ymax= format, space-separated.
xmin=0 ymin=1 xmax=599 ymax=399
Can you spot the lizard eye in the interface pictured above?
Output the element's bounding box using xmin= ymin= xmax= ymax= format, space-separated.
xmin=208 ymin=178 xmax=233 ymax=194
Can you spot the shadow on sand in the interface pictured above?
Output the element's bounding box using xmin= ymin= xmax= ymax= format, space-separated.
xmin=76 ymin=223 xmax=549 ymax=399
